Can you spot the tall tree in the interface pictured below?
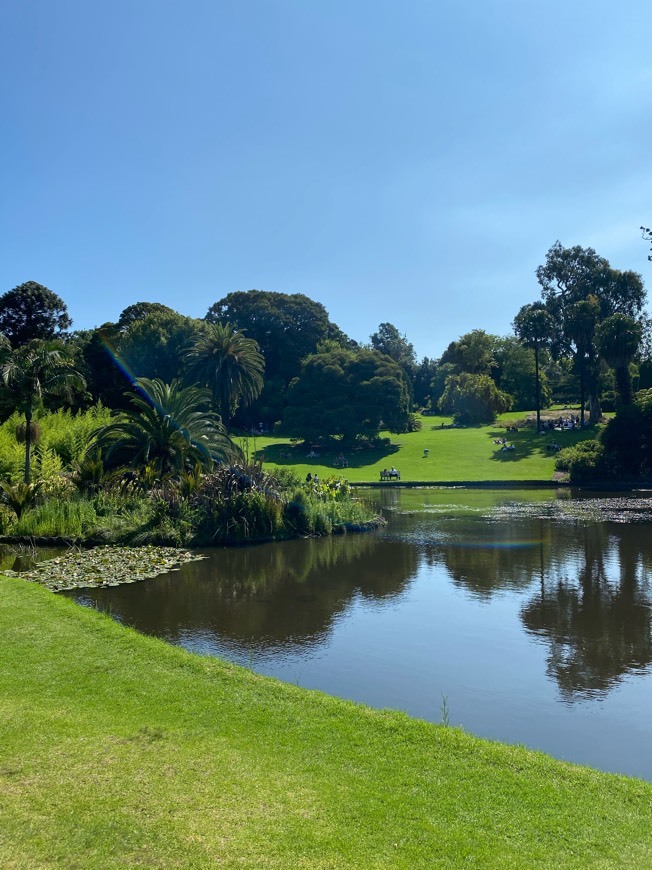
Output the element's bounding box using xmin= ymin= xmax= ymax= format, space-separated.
xmin=283 ymin=347 xmax=410 ymax=442
xmin=597 ymin=314 xmax=642 ymax=408
xmin=0 ymin=341 xmax=85 ymax=482
xmin=439 ymin=330 xmax=498 ymax=376
xmin=495 ymin=336 xmax=551 ymax=414
xmin=513 ymin=302 xmax=552 ymax=432
xmin=536 ymin=242 xmax=645 ymax=423
xmin=116 ymin=302 xmax=177 ymax=331
xmin=183 ymin=323 xmax=265 ymax=426
xmin=413 ymin=356 xmax=439 ymax=407
xmin=0 ymin=282 xmax=72 ymax=347
xmin=205 ymin=290 xmax=352 ymax=424
xmin=81 ymin=308 xmax=205 ymax=409
xmin=565 ymin=296 xmax=601 ymax=426
xmin=369 ymin=322 xmax=417 ymax=391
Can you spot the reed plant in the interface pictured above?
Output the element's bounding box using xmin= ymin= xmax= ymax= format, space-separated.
xmin=12 ymin=497 xmax=100 ymax=539
xmin=8 ymin=492 xmax=155 ymax=542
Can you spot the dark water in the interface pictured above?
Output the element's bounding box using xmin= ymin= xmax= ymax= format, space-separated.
xmin=68 ymin=488 xmax=652 ymax=780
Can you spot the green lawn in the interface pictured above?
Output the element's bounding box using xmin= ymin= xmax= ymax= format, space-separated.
xmin=243 ymin=412 xmax=594 ymax=483
xmin=2 ymin=577 xmax=652 ymax=868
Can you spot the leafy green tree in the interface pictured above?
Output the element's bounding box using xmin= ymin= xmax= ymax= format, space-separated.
xmin=118 ymin=309 xmax=204 ymax=384
xmin=0 ymin=341 xmax=85 ymax=482
xmin=495 ymin=336 xmax=551 ymax=414
xmin=0 ymin=282 xmax=72 ymax=347
xmin=536 ymin=242 xmax=645 ymax=422
xmin=369 ymin=322 xmax=417 ymax=395
xmin=206 ymin=290 xmax=352 ymax=424
xmin=283 ymin=348 xmax=410 ymax=442
xmin=428 ymin=361 xmax=458 ymax=408
xmin=183 ymin=323 xmax=264 ymax=426
xmin=94 ymin=378 xmax=238 ymax=480
xmin=565 ymin=296 xmax=601 ymax=425
xmin=596 ymin=314 xmax=643 ymax=407
xmin=413 ymin=356 xmax=439 ymax=407
xmin=116 ymin=302 xmax=177 ymax=331
xmin=80 ymin=308 xmax=205 ymax=409
xmin=439 ymin=330 xmax=498 ymax=376
xmin=438 ymin=372 xmax=512 ymax=425
xmin=513 ymin=302 xmax=553 ymax=431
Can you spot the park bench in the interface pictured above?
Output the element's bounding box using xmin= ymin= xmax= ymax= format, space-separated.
xmin=380 ymin=469 xmax=400 ymax=481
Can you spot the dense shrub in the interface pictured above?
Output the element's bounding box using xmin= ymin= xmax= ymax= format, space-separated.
xmin=555 ymin=440 xmax=606 ymax=482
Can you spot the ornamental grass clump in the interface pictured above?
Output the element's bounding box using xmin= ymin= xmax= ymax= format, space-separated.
xmin=12 ymin=497 xmax=100 ymax=539
xmin=190 ymin=462 xmax=286 ymax=545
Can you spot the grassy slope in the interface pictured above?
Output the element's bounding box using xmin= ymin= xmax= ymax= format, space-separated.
xmin=2 ymin=577 xmax=652 ymax=868
xmin=245 ymin=412 xmax=594 ymax=483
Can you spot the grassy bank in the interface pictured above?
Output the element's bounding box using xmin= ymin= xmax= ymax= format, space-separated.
xmin=2 ymin=577 xmax=651 ymax=868
xmin=248 ymin=412 xmax=595 ymax=484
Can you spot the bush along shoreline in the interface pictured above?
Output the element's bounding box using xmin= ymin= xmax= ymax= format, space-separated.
xmin=0 ymin=464 xmax=383 ymax=551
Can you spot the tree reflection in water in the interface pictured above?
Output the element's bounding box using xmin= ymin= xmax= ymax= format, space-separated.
xmin=69 ymin=490 xmax=652 ymax=705
xmin=73 ymin=534 xmax=419 ymax=656
xmin=521 ymin=522 xmax=652 ymax=701
xmin=414 ymin=500 xmax=652 ymax=701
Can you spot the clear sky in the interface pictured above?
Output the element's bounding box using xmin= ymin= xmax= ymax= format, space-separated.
xmin=2 ymin=0 xmax=650 ymax=359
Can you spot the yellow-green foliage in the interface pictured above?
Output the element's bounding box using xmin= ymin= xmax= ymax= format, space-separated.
xmin=0 ymin=405 xmax=112 ymax=484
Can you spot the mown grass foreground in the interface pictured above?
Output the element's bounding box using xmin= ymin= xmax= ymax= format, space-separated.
xmin=2 ymin=578 xmax=652 ymax=868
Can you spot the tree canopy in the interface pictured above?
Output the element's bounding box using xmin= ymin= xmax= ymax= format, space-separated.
xmin=439 ymin=330 xmax=498 ymax=376
xmin=438 ymin=372 xmax=512 ymax=425
xmin=596 ymin=314 xmax=642 ymax=408
xmin=0 ymin=282 xmax=72 ymax=347
xmin=536 ymin=242 xmax=646 ymax=422
xmin=283 ymin=347 xmax=411 ymax=442
xmin=206 ymin=290 xmax=348 ymax=383
xmin=205 ymin=290 xmax=352 ymax=424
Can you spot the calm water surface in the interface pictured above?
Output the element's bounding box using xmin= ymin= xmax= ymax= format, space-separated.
xmin=68 ymin=488 xmax=652 ymax=780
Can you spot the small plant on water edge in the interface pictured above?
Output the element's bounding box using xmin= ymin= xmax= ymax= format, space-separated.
xmin=440 ymin=693 xmax=451 ymax=727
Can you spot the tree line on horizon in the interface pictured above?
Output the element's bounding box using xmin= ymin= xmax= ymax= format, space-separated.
xmin=0 ymin=239 xmax=650 ymax=461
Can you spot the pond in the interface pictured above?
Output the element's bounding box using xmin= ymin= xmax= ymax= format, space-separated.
xmin=67 ymin=487 xmax=652 ymax=780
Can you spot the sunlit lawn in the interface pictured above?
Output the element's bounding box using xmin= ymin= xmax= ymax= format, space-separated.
xmin=243 ymin=411 xmax=596 ymax=483
xmin=3 ymin=577 xmax=652 ymax=868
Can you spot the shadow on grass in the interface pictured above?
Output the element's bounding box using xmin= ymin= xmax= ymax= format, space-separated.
xmin=488 ymin=426 xmax=598 ymax=463
xmin=256 ymin=441 xmax=400 ymax=471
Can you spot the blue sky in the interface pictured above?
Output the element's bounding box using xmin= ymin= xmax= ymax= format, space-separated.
xmin=2 ymin=0 xmax=650 ymax=359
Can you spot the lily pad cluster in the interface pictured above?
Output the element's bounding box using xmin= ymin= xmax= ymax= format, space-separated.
xmin=2 ymin=545 xmax=205 ymax=592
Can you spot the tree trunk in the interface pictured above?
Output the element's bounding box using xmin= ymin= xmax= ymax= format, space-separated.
xmin=534 ymin=346 xmax=541 ymax=434
xmin=589 ymin=392 xmax=601 ymax=424
xmin=615 ymin=364 xmax=633 ymax=407
xmin=24 ymin=404 xmax=32 ymax=484
xmin=587 ymin=356 xmax=601 ymax=424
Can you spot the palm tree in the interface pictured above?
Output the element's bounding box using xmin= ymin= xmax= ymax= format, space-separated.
xmin=0 ymin=340 xmax=86 ymax=482
xmin=597 ymin=314 xmax=642 ymax=407
xmin=94 ymin=378 xmax=239 ymax=480
xmin=183 ymin=324 xmax=264 ymax=426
